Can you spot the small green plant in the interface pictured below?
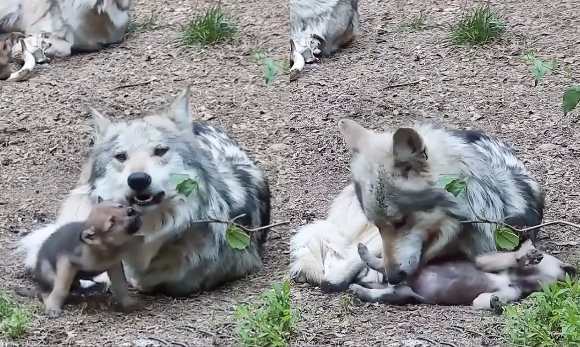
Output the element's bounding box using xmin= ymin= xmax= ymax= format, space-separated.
xmin=235 ymin=281 xmax=298 ymax=347
xmin=252 ymin=50 xmax=289 ymax=84
xmin=438 ymin=175 xmax=520 ymax=250
xmin=127 ymin=12 xmax=159 ymax=35
xmin=521 ymin=53 xmax=580 ymax=115
xmin=503 ymin=274 xmax=580 ymax=346
xmin=339 ymin=294 xmax=355 ymax=314
xmin=170 ymin=174 xmax=289 ymax=250
xmin=182 ymin=7 xmax=237 ymax=46
xmin=449 ymin=5 xmax=506 ymax=46
xmin=397 ymin=11 xmax=433 ymax=32
xmin=0 ymin=291 xmax=35 ymax=340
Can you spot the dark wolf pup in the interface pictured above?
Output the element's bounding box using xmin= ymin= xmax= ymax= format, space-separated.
xmin=350 ymin=240 xmax=576 ymax=311
xmin=18 ymin=87 xmax=271 ymax=297
xmin=291 ymin=119 xmax=544 ymax=292
xmin=18 ymin=199 xmax=142 ymax=317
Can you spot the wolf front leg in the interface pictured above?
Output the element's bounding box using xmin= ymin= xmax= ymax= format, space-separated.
xmin=43 ymin=257 xmax=77 ymax=318
xmin=107 ymin=262 xmax=141 ymax=312
xmin=41 ymin=34 xmax=72 ymax=58
xmin=475 ymin=239 xmax=538 ymax=272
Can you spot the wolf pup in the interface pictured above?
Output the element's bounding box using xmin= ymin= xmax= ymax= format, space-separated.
xmin=28 ymin=199 xmax=142 ymax=317
xmin=290 ymin=119 xmax=544 ymax=292
xmin=0 ymin=0 xmax=132 ymax=58
xmin=18 ymin=86 xmax=271 ymax=298
xmin=290 ymin=0 xmax=359 ymax=77
xmin=0 ymin=32 xmax=25 ymax=80
xmin=350 ymin=241 xmax=576 ymax=312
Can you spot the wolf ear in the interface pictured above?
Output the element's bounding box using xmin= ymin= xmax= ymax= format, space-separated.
xmin=80 ymin=227 xmax=100 ymax=245
xmin=166 ymin=86 xmax=193 ymax=129
xmin=96 ymin=196 xmax=104 ymax=203
xmin=89 ymin=108 xmax=112 ymax=139
xmin=392 ymin=128 xmax=427 ymax=172
xmin=338 ymin=118 xmax=370 ymax=154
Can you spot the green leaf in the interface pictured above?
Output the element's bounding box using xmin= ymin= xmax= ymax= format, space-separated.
xmin=264 ymin=58 xmax=282 ymax=84
xmin=563 ymin=67 xmax=572 ymax=79
xmin=438 ymin=175 xmax=467 ymax=197
xmin=495 ymin=226 xmax=519 ymax=250
xmin=174 ymin=178 xmax=199 ymax=197
xmin=563 ymin=85 xmax=580 ymax=116
xmin=226 ymin=225 xmax=251 ymax=250
xmin=533 ymin=58 xmax=554 ymax=86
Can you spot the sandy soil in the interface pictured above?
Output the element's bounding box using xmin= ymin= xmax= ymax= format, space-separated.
xmin=1 ymin=0 xmax=579 ymax=346
xmin=289 ymin=0 xmax=580 ymax=346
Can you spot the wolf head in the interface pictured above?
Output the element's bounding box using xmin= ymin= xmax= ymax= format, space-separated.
xmin=338 ymin=119 xmax=457 ymax=285
xmin=87 ymin=86 xmax=209 ymax=215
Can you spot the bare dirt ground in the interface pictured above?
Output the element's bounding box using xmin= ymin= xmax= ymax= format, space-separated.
xmin=0 ymin=0 xmax=289 ymax=346
xmin=289 ymin=0 xmax=580 ymax=346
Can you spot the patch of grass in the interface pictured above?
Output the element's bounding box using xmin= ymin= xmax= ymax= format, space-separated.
xmin=234 ymin=280 xmax=298 ymax=347
xmin=127 ymin=12 xmax=159 ymax=34
xmin=0 ymin=291 xmax=36 ymax=340
xmin=182 ymin=7 xmax=237 ymax=46
xmin=504 ymin=275 xmax=580 ymax=346
xmin=251 ymin=49 xmax=289 ymax=84
xmin=397 ymin=11 xmax=433 ymax=32
xmin=449 ymin=5 xmax=506 ymax=46
xmin=339 ymin=294 xmax=355 ymax=314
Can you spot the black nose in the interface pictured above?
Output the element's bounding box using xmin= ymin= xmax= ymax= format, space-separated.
xmin=127 ymin=172 xmax=152 ymax=191
xmin=388 ymin=270 xmax=407 ymax=285
xmin=126 ymin=207 xmax=136 ymax=216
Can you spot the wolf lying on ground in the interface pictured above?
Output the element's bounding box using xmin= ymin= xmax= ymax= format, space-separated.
xmin=18 ymin=86 xmax=272 ymax=298
xmin=17 ymin=199 xmax=142 ymax=317
xmin=290 ymin=0 xmax=359 ymax=79
xmin=0 ymin=0 xmax=132 ymax=58
xmin=349 ymin=240 xmax=576 ymax=311
xmin=290 ymin=119 xmax=544 ymax=293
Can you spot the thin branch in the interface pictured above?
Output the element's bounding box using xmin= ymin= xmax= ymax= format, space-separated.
xmin=190 ymin=213 xmax=290 ymax=233
xmin=112 ymin=77 xmax=157 ymax=90
xmin=383 ymin=78 xmax=426 ymax=89
xmin=460 ymin=219 xmax=580 ymax=233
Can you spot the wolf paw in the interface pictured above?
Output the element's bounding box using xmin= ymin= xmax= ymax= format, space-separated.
xmin=490 ymin=295 xmax=504 ymax=314
xmin=518 ymin=249 xmax=543 ymax=267
xmin=45 ymin=306 xmax=62 ymax=318
xmin=114 ymin=297 xmax=142 ymax=313
xmin=348 ymin=283 xmax=362 ymax=296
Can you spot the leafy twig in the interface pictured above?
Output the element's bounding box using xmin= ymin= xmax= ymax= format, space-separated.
xmin=459 ymin=219 xmax=580 ymax=233
xmin=190 ymin=213 xmax=290 ymax=234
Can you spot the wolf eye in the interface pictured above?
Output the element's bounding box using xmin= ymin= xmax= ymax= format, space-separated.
xmin=393 ymin=216 xmax=408 ymax=229
xmin=154 ymin=147 xmax=169 ymax=157
xmin=115 ymin=152 xmax=127 ymax=162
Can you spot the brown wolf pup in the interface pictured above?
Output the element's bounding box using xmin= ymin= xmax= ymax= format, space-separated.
xmin=350 ymin=240 xmax=576 ymax=312
xmin=0 ymin=32 xmax=25 ymax=80
xmin=27 ymin=198 xmax=142 ymax=317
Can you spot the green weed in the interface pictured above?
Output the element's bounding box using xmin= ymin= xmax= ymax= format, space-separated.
xmin=182 ymin=7 xmax=237 ymax=46
xmin=449 ymin=5 xmax=506 ymax=46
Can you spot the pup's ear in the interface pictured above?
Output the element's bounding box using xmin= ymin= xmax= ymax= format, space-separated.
xmin=166 ymin=86 xmax=193 ymax=129
xmin=89 ymin=108 xmax=112 ymax=140
xmin=392 ymin=128 xmax=427 ymax=172
xmin=96 ymin=196 xmax=104 ymax=204
xmin=1 ymin=41 xmax=9 ymax=53
xmin=338 ymin=118 xmax=371 ymax=155
xmin=80 ymin=227 xmax=100 ymax=245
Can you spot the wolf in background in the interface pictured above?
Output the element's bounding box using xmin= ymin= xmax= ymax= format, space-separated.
xmin=18 ymin=87 xmax=272 ymax=297
xmin=290 ymin=118 xmax=544 ymax=292
xmin=290 ymin=0 xmax=359 ymax=78
xmin=0 ymin=0 xmax=132 ymax=58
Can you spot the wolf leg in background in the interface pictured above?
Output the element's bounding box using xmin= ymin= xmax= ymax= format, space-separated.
xmin=0 ymin=0 xmax=132 ymax=58
xmin=350 ymin=241 xmax=576 ymax=310
xmin=17 ymin=86 xmax=272 ymax=298
xmin=290 ymin=119 xmax=545 ymax=292
xmin=289 ymin=0 xmax=359 ymax=76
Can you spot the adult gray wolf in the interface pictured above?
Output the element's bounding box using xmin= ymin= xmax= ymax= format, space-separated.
xmin=290 ymin=0 xmax=359 ymax=79
xmin=18 ymin=86 xmax=272 ymax=298
xmin=350 ymin=240 xmax=575 ymax=312
xmin=290 ymin=119 xmax=544 ymax=293
xmin=0 ymin=0 xmax=132 ymax=58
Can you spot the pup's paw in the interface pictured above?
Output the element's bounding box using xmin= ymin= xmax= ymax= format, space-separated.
xmin=490 ymin=295 xmax=504 ymax=315
xmin=115 ymin=297 xmax=142 ymax=313
xmin=517 ymin=249 xmax=544 ymax=267
xmin=348 ymin=283 xmax=362 ymax=295
xmin=45 ymin=306 xmax=62 ymax=318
